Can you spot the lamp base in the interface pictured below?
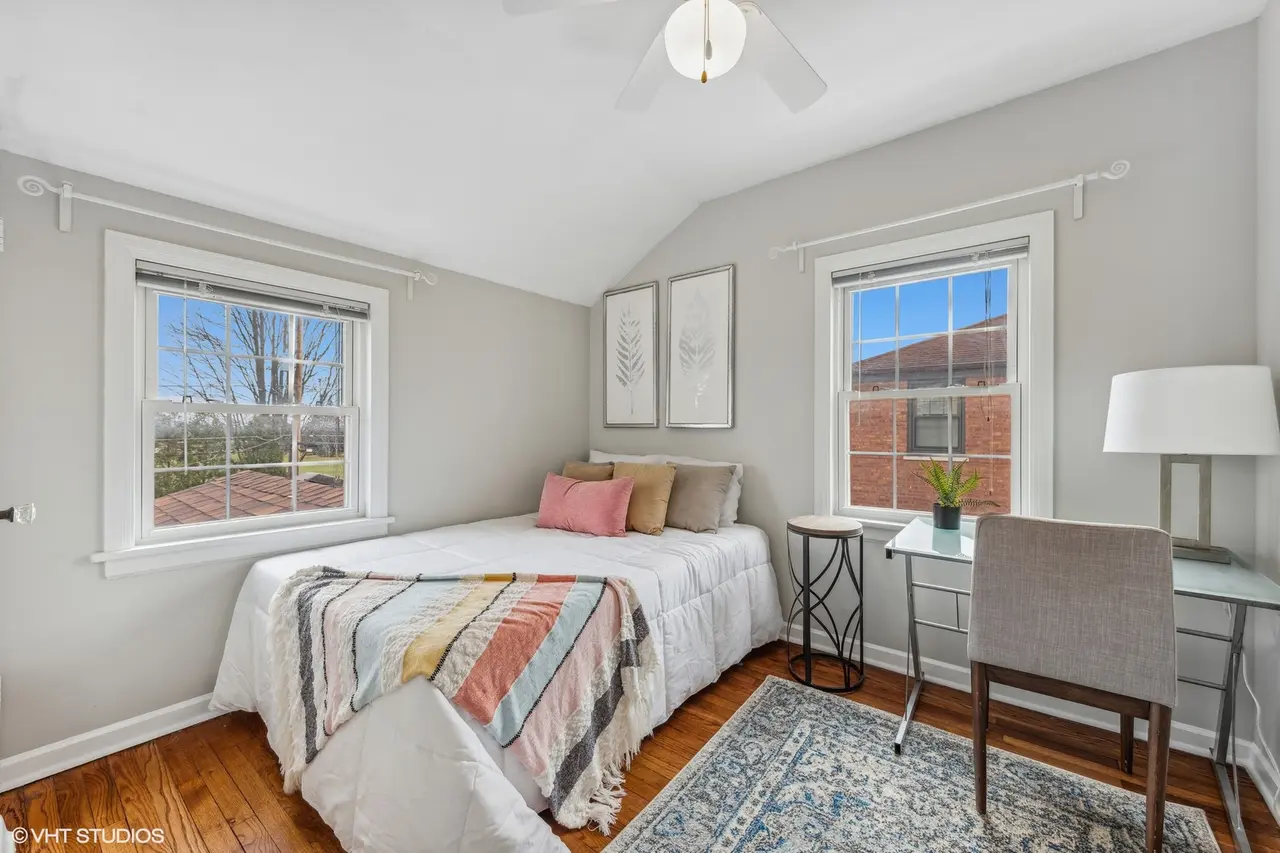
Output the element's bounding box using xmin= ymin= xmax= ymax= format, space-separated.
xmin=1160 ymin=455 xmax=1227 ymax=563
xmin=1172 ymin=542 xmax=1231 ymax=564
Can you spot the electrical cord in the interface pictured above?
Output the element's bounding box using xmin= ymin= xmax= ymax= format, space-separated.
xmin=1242 ymin=643 xmax=1279 ymax=787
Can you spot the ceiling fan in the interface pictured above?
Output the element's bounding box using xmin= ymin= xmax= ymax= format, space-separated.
xmin=503 ymin=0 xmax=827 ymax=113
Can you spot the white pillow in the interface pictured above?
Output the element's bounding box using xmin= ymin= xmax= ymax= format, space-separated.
xmin=588 ymin=450 xmax=654 ymax=465
xmin=646 ymin=454 xmax=743 ymax=527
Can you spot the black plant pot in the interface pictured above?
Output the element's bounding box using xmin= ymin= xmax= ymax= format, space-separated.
xmin=933 ymin=503 xmax=961 ymax=530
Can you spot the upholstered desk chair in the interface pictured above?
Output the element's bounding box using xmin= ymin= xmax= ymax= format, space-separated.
xmin=967 ymin=515 xmax=1177 ymax=853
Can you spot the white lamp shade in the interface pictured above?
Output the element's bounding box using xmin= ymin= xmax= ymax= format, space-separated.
xmin=1103 ymin=365 xmax=1280 ymax=456
xmin=664 ymin=0 xmax=747 ymax=81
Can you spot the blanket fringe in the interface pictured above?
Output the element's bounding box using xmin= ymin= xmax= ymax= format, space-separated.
xmin=586 ymin=769 xmax=627 ymax=835
xmin=579 ymin=635 xmax=659 ymax=834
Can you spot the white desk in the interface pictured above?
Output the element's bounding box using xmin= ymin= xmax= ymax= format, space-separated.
xmin=884 ymin=517 xmax=1280 ymax=853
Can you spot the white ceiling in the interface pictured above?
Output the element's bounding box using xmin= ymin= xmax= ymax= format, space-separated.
xmin=0 ymin=0 xmax=1265 ymax=305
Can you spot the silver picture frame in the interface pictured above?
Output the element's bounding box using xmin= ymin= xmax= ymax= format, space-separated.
xmin=666 ymin=264 xmax=734 ymax=429
xmin=603 ymin=280 xmax=659 ymax=428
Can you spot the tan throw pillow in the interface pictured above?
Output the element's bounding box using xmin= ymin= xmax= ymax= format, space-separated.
xmin=612 ymin=462 xmax=677 ymax=535
xmin=665 ymin=464 xmax=735 ymax=533
xmin=562 ymin=461 xmax=614 ymax=482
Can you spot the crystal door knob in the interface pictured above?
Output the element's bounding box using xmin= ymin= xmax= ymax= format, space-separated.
xmin=2 ymin=503 xmax=35 ymax=524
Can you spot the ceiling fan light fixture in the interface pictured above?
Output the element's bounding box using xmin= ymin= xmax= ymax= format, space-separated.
xmin=664 ymin=0 xmax=746 ymax=82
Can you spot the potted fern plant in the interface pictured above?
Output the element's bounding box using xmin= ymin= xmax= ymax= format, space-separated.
xmin=916 ymin=460 xmax=992 ymax=530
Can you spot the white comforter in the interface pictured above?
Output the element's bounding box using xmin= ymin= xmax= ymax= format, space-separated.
xmin=211 ymin=514 xmax=783 ymax=853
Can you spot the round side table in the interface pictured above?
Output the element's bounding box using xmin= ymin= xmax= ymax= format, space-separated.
xmin=786 ymin=515 xmax=865 ymax=692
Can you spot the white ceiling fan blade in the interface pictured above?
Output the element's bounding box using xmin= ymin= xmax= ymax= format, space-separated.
xmin=502 ymin=0 xmax=624 ymax=16
xmin=616 ymin=28 xmax=669 ymax=112
xmin=740 ymin=2 xmax=827 ymax=113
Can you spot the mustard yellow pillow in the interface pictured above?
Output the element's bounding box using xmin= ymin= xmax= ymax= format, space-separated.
xmin=612 ymin=462 xmax=677 ymax=535
xmin=562 ymin=461 xmax=614 ymax=482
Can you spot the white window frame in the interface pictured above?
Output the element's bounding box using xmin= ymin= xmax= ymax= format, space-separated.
xmin=94 ymin=232 xmax=392 ymax=578
xmin=813 ymin=212 xmax=1054 ymax=531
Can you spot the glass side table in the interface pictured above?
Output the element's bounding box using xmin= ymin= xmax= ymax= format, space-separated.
xmin=785 ymin=515 xmax=865 ymax=692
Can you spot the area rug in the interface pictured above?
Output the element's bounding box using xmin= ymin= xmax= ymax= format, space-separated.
xmin=604 ymin=675 xmax=1219 ymax=852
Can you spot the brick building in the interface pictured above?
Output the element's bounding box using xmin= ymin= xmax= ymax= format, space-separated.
xmin=848 ymin=315 xmax=1011 ymax=514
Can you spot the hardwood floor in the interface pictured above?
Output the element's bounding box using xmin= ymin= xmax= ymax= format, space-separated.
xmin=2 ymin=642 xmax=1276 ymax=853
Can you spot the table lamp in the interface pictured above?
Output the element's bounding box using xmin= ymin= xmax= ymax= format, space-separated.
xmin=1103 ymin=365 xmax=1280 ymax=562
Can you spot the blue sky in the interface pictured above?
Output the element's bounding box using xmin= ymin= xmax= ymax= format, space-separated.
xmin=156 ymin=295 xmax=343 ymax=402
xmin=852 ymin=268 xmax=1009 ymax=361
xmin=158 ymin=296 xmax=341 ymax=358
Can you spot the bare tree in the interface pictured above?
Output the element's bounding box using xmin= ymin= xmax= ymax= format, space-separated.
xmin=156 ymin=302 xmax=346 ymax=493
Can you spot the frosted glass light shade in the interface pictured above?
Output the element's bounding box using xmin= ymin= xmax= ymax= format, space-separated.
xmin=1103 ymin=366 xmax=1280 ymax=456
xmin=664 ymin=0 xmax=747 ymax=81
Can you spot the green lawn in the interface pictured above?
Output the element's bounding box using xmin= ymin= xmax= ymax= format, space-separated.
xmin=298 ymin=456 xmax=345 ymax=479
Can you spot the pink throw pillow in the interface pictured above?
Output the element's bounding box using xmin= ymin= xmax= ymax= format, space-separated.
xmin=536 ymin=473 xmax=634 ymax=537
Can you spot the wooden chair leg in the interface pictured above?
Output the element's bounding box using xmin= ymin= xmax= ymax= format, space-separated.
xmin=982 ymin=678 xmax=991 ymax=732
xmin=972 ymin=662 xmax=988 ymax=815
xmin=1120 ymin=714 xmax=1135 ymax=775
xmin=1145 ymin=703 xmax=1171 ymax=853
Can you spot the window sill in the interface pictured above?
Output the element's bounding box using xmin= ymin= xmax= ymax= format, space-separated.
xmin=91 ymin=515 xmax=395 ymax=579
xmin=832 ymin=509 xmax=916 ymax=540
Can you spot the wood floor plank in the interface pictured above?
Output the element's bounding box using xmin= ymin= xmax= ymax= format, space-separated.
xmin=22 ymin=779 xmax=64 ymax=853
xmin=155 ymin=734 xmax=243 ymax=853
xmin=1 ymin=789 xmax=29 ymax=853
xmin=107 ymin=745 xmax=202 ymax=853
xmin=200 ymin=727 xmax=330 ymax=853
xmin=51 ymin=769 xmax=102 ymax=853
xmin=79 ymin=760 xmax=138 ymax=853
xmin=230 ymin=737 xmax=342 ymax=853
xmin=169 ymin=729 xmax=279 ymax=853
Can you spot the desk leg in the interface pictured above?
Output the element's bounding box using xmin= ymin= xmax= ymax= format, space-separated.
xmin=1212 ymin=605 xmax=1251 ymax=853
xmin=895 ymin=554 xmax=924 ymax=753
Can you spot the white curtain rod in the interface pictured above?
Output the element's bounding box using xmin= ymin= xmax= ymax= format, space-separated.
xmin=16 ymin=175 xmax=439 ymax=299
xmin=768 ymin=159 xmax=1131 ymax=272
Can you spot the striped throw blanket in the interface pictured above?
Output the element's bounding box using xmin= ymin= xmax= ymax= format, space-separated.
xmin=269 ymin=569 xmax=656 ymax=831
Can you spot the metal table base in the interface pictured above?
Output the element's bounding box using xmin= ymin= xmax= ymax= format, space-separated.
xmin=894 ymin=552 xmax=969 ymax=753
xmin=786 ymin=527 xmax=865 ymax=693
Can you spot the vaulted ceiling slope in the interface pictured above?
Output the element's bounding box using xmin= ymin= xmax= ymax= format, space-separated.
xmin=0 ymin=0 xmax=1264 ymax=306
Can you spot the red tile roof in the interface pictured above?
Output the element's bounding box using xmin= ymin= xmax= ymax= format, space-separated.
xmin=154 ymin=470 xmax=345 ymax=527
xmin=855 ymin=315 xmax=1006 ymax=377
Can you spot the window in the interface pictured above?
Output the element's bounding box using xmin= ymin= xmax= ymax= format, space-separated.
xmin=813 ymin=214 xmax=1053 ymax=527
xmin=908 ymin=395 xmax=964 ymax=455
xmin=97 ymin=233 xmax=391 ymax=577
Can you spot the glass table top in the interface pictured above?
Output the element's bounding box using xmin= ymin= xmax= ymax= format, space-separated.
xmin=883 ymin=518 xmax=976 ymax=563
xmin=883 ymin=518 xmax=1280 ymax=609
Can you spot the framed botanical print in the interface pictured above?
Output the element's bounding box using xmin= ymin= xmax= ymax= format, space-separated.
xmin=666 ymin=264 xmax=734 ymax=428
xmin=604 ymin=281 xmax=658 ymax=428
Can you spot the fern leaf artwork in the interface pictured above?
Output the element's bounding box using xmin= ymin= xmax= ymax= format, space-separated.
xmin=615 ymin=306 xmax=647 ymax=415
xmin=678 ymin=290 xmax=717 ymax=409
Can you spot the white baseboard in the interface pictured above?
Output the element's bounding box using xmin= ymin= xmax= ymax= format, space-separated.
xmin=785 ymin=626 xmax=1280 ymax=826
xmin=1248 ymin=739 xmax=1280 ymax=822
xmin=0 ymin=694 xmax=223 ymax=793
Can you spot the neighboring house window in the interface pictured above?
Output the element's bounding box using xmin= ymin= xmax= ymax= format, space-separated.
xmin=813 ymin=213 xmax=1054 ymax=526
xmin=908 ymin=394 xmax=964 ymax=455
xmin=97 ymin=233 xmax=391 ymax=577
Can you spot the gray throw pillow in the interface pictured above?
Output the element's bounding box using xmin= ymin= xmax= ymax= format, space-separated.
xmin=665 ymin=464 xmax=735 ymax=533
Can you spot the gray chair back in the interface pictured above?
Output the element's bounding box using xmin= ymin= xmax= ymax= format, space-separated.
xmin=967 ymin=515 xmax=1177 ymax=708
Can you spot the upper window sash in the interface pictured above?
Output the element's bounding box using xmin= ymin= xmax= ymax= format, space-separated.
xmin=840 ymin=260 xmax=1020 ymax=395
xmin=143 ymin=290 xmax=356 ymax=408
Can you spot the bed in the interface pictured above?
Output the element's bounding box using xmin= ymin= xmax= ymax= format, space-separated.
xmin=210 ymin=513 xmax=783 ymax=853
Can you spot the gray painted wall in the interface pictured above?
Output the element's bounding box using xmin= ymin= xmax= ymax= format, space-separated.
xmin=1255 ymin=0 xmax=1280 ymax=798
xmin=589 ymin=26 xmax=1260 ymax=734
xmin=0 ymin=151 xmax=590 ymax=758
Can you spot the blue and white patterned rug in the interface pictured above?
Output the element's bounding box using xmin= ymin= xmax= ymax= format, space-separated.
xmin=605 ymin=676 xmax=1219 ymax=852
